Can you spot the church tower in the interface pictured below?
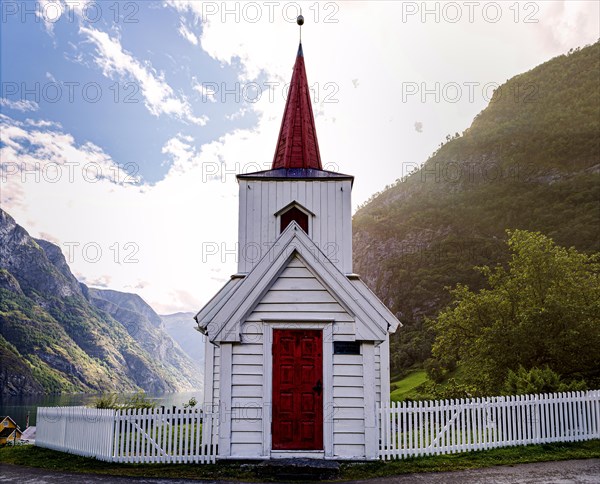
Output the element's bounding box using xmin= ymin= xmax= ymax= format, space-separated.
xmin=195 ymin=39 xmax=400 ymax=460
xmin=236 ymin=42 xmax=353 ymax=276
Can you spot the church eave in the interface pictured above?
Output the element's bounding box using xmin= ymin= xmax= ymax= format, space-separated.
xmin=204 ymin=222 xmax=396 ymax=343
xmin=237 ymin=168 xmax=354 ymax=184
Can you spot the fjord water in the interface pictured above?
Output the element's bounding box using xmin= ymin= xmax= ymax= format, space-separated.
xmin=0 ymin=391 xmax=203 ymax=429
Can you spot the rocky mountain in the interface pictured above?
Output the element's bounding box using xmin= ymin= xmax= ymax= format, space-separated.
xmin=160 ymin=312 xmax=205 ymax=370
xmin=89 ymin=290 xmax=203 ymax=390
xmin=89 ymin=289 xmax=163 ymax=328
xmin=0 ymin=209 xmax=202 ymax=395
xmin=352 ymin=42 xmax=600 ymax=375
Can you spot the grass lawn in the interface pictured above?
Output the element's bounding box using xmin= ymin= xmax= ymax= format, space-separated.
xmin=390 ymin=370 xmax=428 ymax=401
xmin=1 ymin=440 xmax=599 ymax=481
xmin=390 ymin=366 xmax=474 ymax=402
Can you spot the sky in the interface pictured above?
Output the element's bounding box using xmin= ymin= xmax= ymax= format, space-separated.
xmin=1 ymin=0 xmax=598 ymax=314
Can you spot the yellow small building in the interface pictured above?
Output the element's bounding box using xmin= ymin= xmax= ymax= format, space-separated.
xmin=0 ymin=416 xmax=22 ymax=444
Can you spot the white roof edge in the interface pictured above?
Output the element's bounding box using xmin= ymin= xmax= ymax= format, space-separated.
xmin=350 ymin=278 xmax=402 ymax=333
xmin=194 ymin=276 xmax=243 ymax=328
xmin=208 ymin=222 xmax=392 ymax=342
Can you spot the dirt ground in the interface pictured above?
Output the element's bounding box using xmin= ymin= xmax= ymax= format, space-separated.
xmin=0 ymin=458 xmax=599 ymax=483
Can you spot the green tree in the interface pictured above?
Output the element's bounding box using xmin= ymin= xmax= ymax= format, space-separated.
xmin=429 ymin=229 xmax=600 ymax=394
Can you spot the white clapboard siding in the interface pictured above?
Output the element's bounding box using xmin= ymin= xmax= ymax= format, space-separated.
xmin=333 ymin=352 xmax=365 ymax=458
xmin=238 ymin=179 xmax=353 ymax=274
xmin=249 ymin=256 xmax=351 ymax=322
xmin=229 ymin=330 xmax=264 ymax=457
xmin=36 ymin=406 xmax=218 ymax=464
xmin=333 ymin=364 xmax=364 ymax=377
xmin=379 ymin=390 xmax=600 ymax=460
xmin=374 ymin=345 xmax=382 ymax=405
xmin=213 ymin=345 xmax=220 ymax=406
xmin=224 ymin=254 xmax=376 ymax=459
xmin=260 ymin=290 xmax=338 ymax=304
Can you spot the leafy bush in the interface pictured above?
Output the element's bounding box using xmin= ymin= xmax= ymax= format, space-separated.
xmin=123 ymin=391 xmax=157 ymax=409
xmin=183 ymin=397 xmax=197 ymax=409
xmin=504 ymin=366 xmax=587 ymax=395
xmin=91 ymin=391 xmax=156 ymax=410
xmin=410 ymin=378 xmax=482 ymax=401
xmin=92 ymin=393 xmax=119 ymax=409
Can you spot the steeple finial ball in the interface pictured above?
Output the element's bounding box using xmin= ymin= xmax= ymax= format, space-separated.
xmin=297 ymin=15 xmax=304 ymax=26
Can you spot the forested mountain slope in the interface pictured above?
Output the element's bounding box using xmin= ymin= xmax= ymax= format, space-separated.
xmin=0 ymin=209 xmax=202 ymax=395
xmin=352 ymin=42 xmax=600 ymax=374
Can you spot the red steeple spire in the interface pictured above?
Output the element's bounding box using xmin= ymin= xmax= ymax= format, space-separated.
xmin=272 ymin=43 xmax=323 ymax=170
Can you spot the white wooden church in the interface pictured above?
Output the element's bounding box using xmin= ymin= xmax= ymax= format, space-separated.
xmin=195 ymin=41 xmax=400 ymax=460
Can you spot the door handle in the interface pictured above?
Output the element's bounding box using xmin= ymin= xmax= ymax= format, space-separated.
xmin=312 ymin=379 xmax=322 ymax=396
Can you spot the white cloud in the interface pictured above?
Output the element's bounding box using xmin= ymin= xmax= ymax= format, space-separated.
xmin=36 ymin=0 xmax=95 ymax=34
xmin=0 ymin=115 xmax=137 ymax=185
xmin=1 ymin=113 xmax=241 ymax=313
xmin=80 ymin=26 xmax=208 ymax=126
xmin=536 ymin=1 xmax=600 ymax=51
xmin=193 ymin=81 xmax=217 ymax=103
xmin=78 ymin=273 xmax=112 ymax=288
xmin=35 ymin=0 xmax=60 ymax=35
xmin=226 ymin=108 xmax=248 ymax=121
xmin=25 ymin=118 xmax=62 ymax=128
xmin=0 ymin=98 xmax=39 ymax=112
xmin=178 ymin=21 xmax=199 ymax=46
xmin=161 ymin=134 xmax=198 ymax=172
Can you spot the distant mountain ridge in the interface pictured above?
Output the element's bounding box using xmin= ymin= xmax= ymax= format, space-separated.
xmin=352 ymin=42 xmax=600 ymax=374
xmin=90 ymin=289 xmax=164 ymax=328
xmin=0 ymin=209 xmax=202 ymax=395
xmin=160 ymin=312 xmax=205 ymax=371
xmin=88 ymin=290 xmax=203 ymax=391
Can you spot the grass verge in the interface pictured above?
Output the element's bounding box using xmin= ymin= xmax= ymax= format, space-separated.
xmin=339 ymin=440 xmax=600 ymax=480
xmin=0 ymin=440 xmax=598 ymax=482
xmin=390 ymin=370 xmax=428 ymax=401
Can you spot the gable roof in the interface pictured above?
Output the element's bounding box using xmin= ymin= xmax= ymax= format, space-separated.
xmin=0 ymin=427 xmax=20 ymax=438
xmin=349 ymin=277 xmax=400 ymax=333
xmin=194 ymin=275 xmax=244 ymax=334
xmin=195 ymin=222 xmax=401 ymax=343
xmin=274 ymin=200 xmax=315 ymax=217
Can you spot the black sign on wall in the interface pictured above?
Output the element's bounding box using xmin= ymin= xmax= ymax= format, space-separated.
xmin=333 ymin=341 xmax=361 ymax=355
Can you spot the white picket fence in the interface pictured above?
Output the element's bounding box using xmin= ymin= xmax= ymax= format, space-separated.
xmin=36 ymin=406 xmax=218 ymax=463
xmin=36 ymin=391 xmax=600 ymax=463
xmin=380 ymin=390 xmax=600 ymax=459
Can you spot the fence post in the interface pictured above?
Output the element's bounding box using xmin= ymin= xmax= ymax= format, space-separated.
xmin=382 ymin=402 xmax=388 ymax=460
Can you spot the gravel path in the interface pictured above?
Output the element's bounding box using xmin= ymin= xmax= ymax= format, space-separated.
xmin=0 ymin=459 xmax=599 ymax=483
xmin=346 ymin=458 xmax=600 ymax=483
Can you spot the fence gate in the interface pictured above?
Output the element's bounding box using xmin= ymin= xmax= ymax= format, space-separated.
xmin=380 ymin=391 xmax=600 ymax=459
